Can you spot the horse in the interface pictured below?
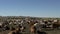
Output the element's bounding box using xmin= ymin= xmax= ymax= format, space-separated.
xmin=8 ymin=27 xmax=21 ymax=34
xmin=29 ymin=22 xmax=37 ymax=34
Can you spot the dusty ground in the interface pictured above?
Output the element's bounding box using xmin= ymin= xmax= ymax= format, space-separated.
xmin=0 ymin=29 xmax=60 ymax=34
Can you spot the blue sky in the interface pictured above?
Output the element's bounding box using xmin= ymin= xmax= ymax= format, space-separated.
xmin=0 ymin=0 xmax=60 ymax=17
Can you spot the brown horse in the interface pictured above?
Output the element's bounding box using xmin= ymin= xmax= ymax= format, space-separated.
xmin=8 ymin=29 xmax=16 ymax=34
xmin=29 ymin=22 xmax=37 ymax=34
xmin=8 ymin=27 xmax=21 ymax=34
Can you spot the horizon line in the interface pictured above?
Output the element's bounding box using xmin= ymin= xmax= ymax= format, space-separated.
xmin=0 ymin=15 xmax=60 ymax=18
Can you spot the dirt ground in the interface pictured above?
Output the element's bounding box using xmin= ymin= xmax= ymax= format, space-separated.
xmin=0 ymin=29 xmax=60 ymax=34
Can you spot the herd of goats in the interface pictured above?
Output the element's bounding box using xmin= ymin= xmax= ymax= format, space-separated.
xmin=0 ymin=17 xmax=60 ymax=34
